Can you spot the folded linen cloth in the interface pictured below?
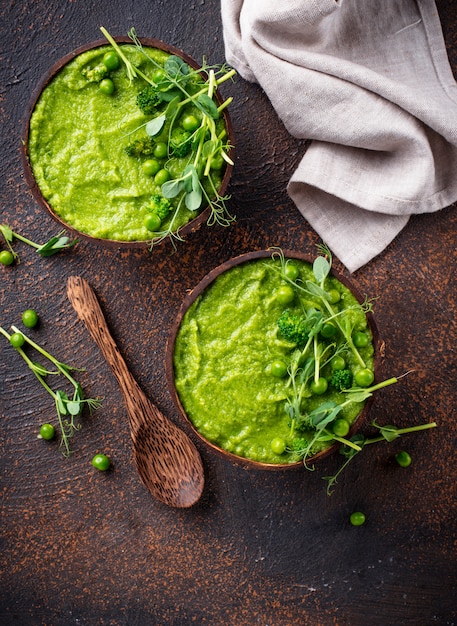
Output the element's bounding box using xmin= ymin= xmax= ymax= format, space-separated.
xmin=221 ymin=0 xmax=457 ymax=271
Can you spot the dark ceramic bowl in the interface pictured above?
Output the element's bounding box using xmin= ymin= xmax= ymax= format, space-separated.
xmin=166 ymin=250 xmax=383 ymax=471
xmin=22 ymin=36 xmax=234 ymax=248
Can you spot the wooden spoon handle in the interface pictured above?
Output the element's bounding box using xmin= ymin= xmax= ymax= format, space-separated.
xmin=67 ymin=275 xmax=150 ymax=427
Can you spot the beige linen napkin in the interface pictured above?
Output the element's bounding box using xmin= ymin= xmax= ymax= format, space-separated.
xmin=221 ymin=0 xmax=457 ymax=271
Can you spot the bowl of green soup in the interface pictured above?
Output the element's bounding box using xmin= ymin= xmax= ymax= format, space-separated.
xmin=22 ymin=29 xmax=235 ymax=248
xmin=166 ymin=248 xmax=383 ymax=470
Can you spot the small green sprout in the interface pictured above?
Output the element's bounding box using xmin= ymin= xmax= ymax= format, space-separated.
xmin=0 ymin=224 xmax=77 ymax=264
xmin=0 ymin=325 xmax=102 ymax=456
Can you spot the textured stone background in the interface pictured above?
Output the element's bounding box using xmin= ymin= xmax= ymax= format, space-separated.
xmin=1 ymin=1 xmax=456 ymax=624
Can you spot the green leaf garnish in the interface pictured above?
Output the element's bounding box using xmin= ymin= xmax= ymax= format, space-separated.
xmin=99 ymin=26 xmax=236 ymax=248
xmin=145 ymin=114 xmax=166 ymax=137
xmin=313 ymin=255 xmax=331 ymax=284
xmin=197 ymin=93 xmax=219 ymax=119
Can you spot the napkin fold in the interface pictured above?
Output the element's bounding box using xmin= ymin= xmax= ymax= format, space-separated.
xmin=221 ymin=0 xmax=457 ymax=271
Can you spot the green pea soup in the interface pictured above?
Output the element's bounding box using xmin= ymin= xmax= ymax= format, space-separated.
xmin=26 ymin=42 xmax=229 ymax=242
xmin=171 ymin=254 xmax=377 ymax=466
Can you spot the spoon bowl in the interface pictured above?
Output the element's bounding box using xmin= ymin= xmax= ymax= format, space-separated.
xmin=67 ymin=275 xmax=204 ymax=508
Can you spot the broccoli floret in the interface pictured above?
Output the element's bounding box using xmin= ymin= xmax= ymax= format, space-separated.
xmin=170 ymin=128 xmax=192 ymax=157
xmin=291 ymin=438 xmax=307 ymax=453
xmin=81 ymin=64 xmax=110 ymax=83
xmin=277 ymin=310 xmax=309 ymax=347
xmin=125 ymin=137 xmax=156 ymax=158
xmin=330 ymin=369 xmax=353 ymax=391
xmin=136 ymin=86 xmax=161 ymax=115
xmin=149 ymin=194 xmax=172 ymax=221
xmin=145 ymin=195 xmax=172 ymax=232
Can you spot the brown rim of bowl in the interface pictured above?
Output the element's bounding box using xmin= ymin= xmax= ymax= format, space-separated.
xmin=165 ymin=249 xmax=383 ymax=471
xmin=21 ymin=36 xmax=234 ymax=248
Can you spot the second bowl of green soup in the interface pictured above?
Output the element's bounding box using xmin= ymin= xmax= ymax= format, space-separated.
xmin=167 ymin=248 xmax=384 ymax=470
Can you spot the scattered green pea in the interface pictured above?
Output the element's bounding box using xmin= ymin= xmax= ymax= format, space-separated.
xmin=39 ymin=423 xmax=55 ymax=441
xmin=154 ymin=168 xmax=170 ymax=186
xmin=331 ymin=355 xmax=346 ymax=371
xmin=153 ymin=142 xmax=168 ymax=159
xmin=352 ymin=331 xmax=369 ymax=348
xmin=310 ymin=377 xmax=328 ymax=395
xmin=99 ymin=78 xmax=115 ymax=95
xmin=181 ymin=114 xmax=199 ymax=132
xmin=395 ymin=450 xmax=412 ymax=467
xmin=152 ymin=68 xmax=166 ymax=84
xmin=284 ymin=262 xmax=300 ymax=281
xmin=270 ymin=437 xmax=286 ymax=455
xmin=0 ymin=250 xmax=14 ymax=266
xmin=354 ymin=368 xmax=374 ymax=387
xmin=210 ymin=154 xmax=224 ymax=170
xmin=327 ymin=288 xmax=340 ymax=304
xmin=268 ymin=360 xmax=288 ymax=378
xmin=350 ymin=511 xmax=366 ymax=526
xmin=102 ymin=50 xmax=120 ymax=71
xmin=276 ymin=285 xmax=295 ymax=305
xmin=145 ymin=214 xmax=162 ymax=232
xmin=22 ymin=309 xmax=39 ymax=329
xmin=332 ymin=418 xmax=350 ymax=437
xmin=9 ymin=332 xmax=25 ymax=349
xmin=91 ymin=453 xmax=111 ymax=471
xmin=321 ymin=322 xmax=337 ymax=339
xmin=142 ymin=159 xmax=161 ymax=177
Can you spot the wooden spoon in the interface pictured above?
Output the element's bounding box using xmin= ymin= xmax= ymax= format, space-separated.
xmin=67 ymin=275 xmax=204 ymax=508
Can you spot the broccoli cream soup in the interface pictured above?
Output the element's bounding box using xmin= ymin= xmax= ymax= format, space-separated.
xmin=173 ymin=254 xmax=375 ymax=465
xmin=27 ymin=43 xmax=230 ymax=241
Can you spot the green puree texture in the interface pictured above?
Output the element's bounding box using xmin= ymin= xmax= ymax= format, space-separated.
xmin=27 ymin=45 xmax=224 ymax=241
xmin=173 ymin=258 xmax=374 ymax=465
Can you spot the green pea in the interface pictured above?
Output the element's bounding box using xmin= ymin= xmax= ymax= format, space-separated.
xmin=395 ymin=451 xmax=412 ymax=467
xmin=0 ymin=250 xmax=14 ymax=266
xmin=327 ymin=288 xmax=340 ymax=304
xmin=181 ymin=114 xmax=199 ymax=132
xmin=354 ymin=368 xmax=374 ymax=387
xmin=91 ymin=453 xmax=111 ymax=471
xmin=99 ymin=78 xmax=115 ymax=95
xmin=276 ymin=285 xmax=295 ymax=304
xmin=145 ymin=214 xmax=162 ymax=232
xmin=310 ymin=377 xmax=328 ymax=395
xmin=39 ymin=423 xmax=55 ymax=441
xmin=152 ymin=68 xmax=166 ymax=84
xmin=103 ymin=51 xmax=120 ymax=71
xmin=154 ymin=169 xmax=171 ymax=186
xmin=22 ymin=309 xmax=39 ymax=329
xmin=331 ymin=355 xmax=346 ymax=371
xmin=284 ymin=262 xmax=300 ymax=281
xmin=10 ymin=332 xmax=25 ymax=349
xmin=142 ymin=159 xmax=161 ymax=177
xmin=350 ymin=511 xmax=366 ymax=526
xmin=332 ymin=418 xmax=350 ymax=437
xmin=269 ymin=360 xmax=288 ymax=378
xmin=321 ymin=322 xmax=337 ymax=339
xmin=270 ymin=437 xmax=286 ymax=455
xmin=153 ymin=142 xmax=168 ymax=159
xmin=352 ymin=331 xmax=369 ymax=348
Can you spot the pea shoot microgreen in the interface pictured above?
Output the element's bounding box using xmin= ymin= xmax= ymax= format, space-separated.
xmin=273 ymin=245 xmax=371 ymax=368
xmin=267 ymin=246 xmax=383 ymax=463
xmin=0 ymin=223 xmax=77 ymax=264
xmin=99 ymin=27 xmax=236 ymax=247
xmin=323 ymin=420 xmax=437 ymax=495
xmin=0 ymin=325 xmax=102 ymax=456
xmin=264 ymin=246 xmax=437 ymax=491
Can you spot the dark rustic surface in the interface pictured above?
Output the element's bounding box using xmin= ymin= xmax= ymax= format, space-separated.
xmin=1 ymin=1 xmax=456 ymax=625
